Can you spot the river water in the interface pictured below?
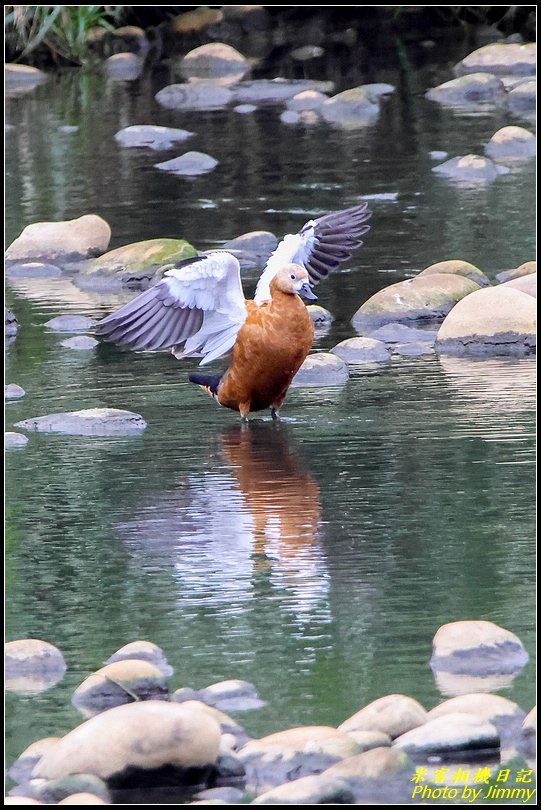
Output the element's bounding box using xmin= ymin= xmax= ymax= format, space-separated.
xmin=5 ymin=34 xmax=536 ymax=779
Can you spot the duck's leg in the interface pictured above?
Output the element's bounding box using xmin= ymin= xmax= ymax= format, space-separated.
xmin=239 ymin=401 xmax=251 ymax=422
xmin=270 ymin=407 xmax=280 ymax=420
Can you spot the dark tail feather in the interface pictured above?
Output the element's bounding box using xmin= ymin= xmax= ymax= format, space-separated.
xmin=188 ymin=372 xmax=223 ymax=398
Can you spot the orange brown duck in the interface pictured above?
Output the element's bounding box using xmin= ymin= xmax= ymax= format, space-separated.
xmin=96 ymin=204 xmax=371 ymax=420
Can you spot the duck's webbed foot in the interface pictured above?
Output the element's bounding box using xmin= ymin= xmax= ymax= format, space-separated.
xmin=271 ymin=407 xmax=280 ymax=420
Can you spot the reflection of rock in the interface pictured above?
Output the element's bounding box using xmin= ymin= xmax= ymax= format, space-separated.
xmin=433 ymin=668 xmax=523 ymax=698
xmin=5 ymin=639 xmax=67 ymax=695
xmin=5 ymin=64 xmax=47 ymax=97
xmin=5 ymin=432 xmax=29 ymax=449
xmin=44 ymin=315 xmax=98 ymax=333
xmin=156 ymin=82 xmax=233 ymax=110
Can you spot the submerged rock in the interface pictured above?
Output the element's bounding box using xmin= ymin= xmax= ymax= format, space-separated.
xmin=5 ymin=308 xmax=20 ymax=337
xmin=233 ymin=103 xmax=257 ymax=114
xmin=114 ymin=125 xmax=194 ymax=150
xmin=339 ymin=695 xmax=427 ymax=740
xmin=5 ymin=432 xmax=29 ymax=449
xmin=81 ymin=238 xmax=198 ymax=288
xmin=306 ymin=305 xmax=333 ymax=325
xmin=6 ymin=215 xmax=111 ymax=265
xmin=394 ymin=713 xmax=500 ymax=759
xmin=104 ymin=53 xmax=143 ymax=80
xmin=232 ymin=79 xmax=334 ymax=105
xmin=180 ymin=43 xmax=250 ymax=81
xmin=352 ymin=275 xmax=480 ymax=333
xmin=393 ymin=342 xmax=434 ymax=357
xmin=15 ymin=408 xmax=147 ymax=436
xmin=60 ymin=336 xmax=99 ymax=351
xmin=416 ymin=259 xmax=491 ymax=287
xmin=156 ymin=82 xmax=233 ymax=110
xmin=33 ymin=701 xmax=221 ymax=789
xmin=454 ymin=43 xmax=536 ymax=77
xmin=72 ymin=659 xmax=169 ymax=715
xmin=432 ymin=154 xmax=508 ymax=184
xmin=238 ymin=726 xmax=360 ymax=793
xmin=6 ymin=261 xmax=62 ymax=279
xmin=286 ymin=90 xmax=328 ymax=111
xmin=9 ymin=738 xmax=61 ymax=785
xmin=430 ymin=620 xmax=529 ymax=675
xmin=426 ymin=73 xmax=505 ymax=106
xmin=320 ymin=87 xmax=379 ymax=128
xmin=252 ymin=773 xmax=354 ymax=804
xmin=5 ymin=383 xmax=26 ymax=400
xmin=5 ymin=64 xmax=47 ymax=97
xmin=198 ymin=679 xmax=265 ymax=711
xmin=155 ymin=151 xmax=218 ymax=176
xmin=45 ymin=315 xmax=98 ymax=333
xmin=368 ymin=323 xmax=438 ymax=344
xmin=292 ymin=353 xmax=349 ymax=386
xmin=485 ymin=125 xmax=536 ymax=160
xmin=104 ymin=640 xmax=173 ymax=676
xmin=436 ymin=287 xmax=536 ymax=356
xmin=331 ymin=337 xmax=390 ymax=364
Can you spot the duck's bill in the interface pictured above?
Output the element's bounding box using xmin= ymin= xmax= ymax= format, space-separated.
xmin=299 ymin=282 xmax=318 ymax=301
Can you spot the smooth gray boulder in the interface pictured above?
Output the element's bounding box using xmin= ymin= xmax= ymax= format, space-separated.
xmin=427 ymin=693 xmax=525 ymax=745
xmin=155 ymin=151 xmax=218 ymax=176
xmin=426 ymin=73 xmax=505 ymax=105
xmin=485 ymin=126 xmax=536 ymax=160
xmin=393 ymin=342 xmax=434 ymax=356
xmin=233 ymin=103 xmax=257 ymax=114
xmin=320 ymin=87 xmax=379 ymax=128
xmin=496 ymin=260 xmax=535 ymax=283
xmin=501 ymin=273 xmax=536 ymax=298
xmin=430 ymin=620 xmax=529 ymax=675
xmin=252 ymin=773 xmax=353 ymax=804
xmin=156 ymin=82 xmax=233 ymax=110
xmin=5 ymin=308 xmax=19 ymax=337
xmin=506 ymin=80 xmax=536 ymax=114
xmin=6 ymin=216 xmax=111 ymax=264
xmin=14 ymin=774 xmax=111 ymax=804
xmin=339 ymin=695 xmax=427 ymax=740
xmin=180 ymin=42 xmax=250 ymax=81
xmin=331 ymin=337 xmax=390 ymax=364
xmin=14 ymin=408 xmax=147 ymax=436
xmin=322 ymin=747 xmax=414 ymax=804
xmin=454 ymin=43 xmax=536 ymax=77
xmin=306 ymin=305 xmax=333 ymax=325
xmin=286 ymin=90 xmax=329 ymax=111
xmin=292 ymin=353 xmax=349 ymax=386
xmin=104 ymin=640 xmax=173 ymax=676
xmin=232 ymin=79 xmax=334 ymax=105
xmin=72 ymin=660 xmax=169 ymax=715
xmin=5 ymin=432 xmax=29 ymax=449
xmin=8 ymin=738 xmax=61 ymax=786
xmin=198 ymin=679 xmax=265 ymax=711
xmin=5 ymin=63 xmax=47 ymax=96
xmin=432 ymin=154 xmax=508 ymax=184
xmin=60 ymin=336 xmax=99 ymax=350
xmin=222 ymin=231 xmax=278 ymax=263
xmin=103 ymin=53 xmax=143 ymax=80
xmin=5 ymin=383 xmax=26 ymax=400
xmin=5 ymin=639 xmax=66 ymax=693
xmin=44 ymin=315 xmax=98 ymax=333
xmin=416 ymin=259 xmax=491 ymax=287
xmin=394 ymin=713 xmax=500 ymax=759
xmin=114 ymin=125 xmax=194 ymax=150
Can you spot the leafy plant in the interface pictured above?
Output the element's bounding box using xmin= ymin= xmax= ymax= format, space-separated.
xmin=5 ymin=5 xmax=125 ymax=66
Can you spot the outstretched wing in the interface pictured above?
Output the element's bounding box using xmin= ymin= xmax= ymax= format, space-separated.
xmin=254 ymin=203 xmax=371 ymax=304
xmin=95 ymin=252 xmax=247 ymax=366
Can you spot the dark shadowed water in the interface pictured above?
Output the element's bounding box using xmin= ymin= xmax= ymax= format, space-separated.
xmin=5 ymin=33 xmax=536 ymax=788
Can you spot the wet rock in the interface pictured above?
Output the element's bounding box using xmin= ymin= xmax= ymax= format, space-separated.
xmin=8 ymin=738 xmax=61 ymax=785
xmin=222 ymin=231 xmax=278 ymax=262
xmin=23 ymin=774 xmax=111 ymax=804
xmin=454 ymin=43 xmax=536 ymax=77
xmin=33 ymin=701 xmax=221 ymax=788
xmin=496 ymin=260 xmax=536 ymax=283
xmin=286 ymin=90 xmax=328 ymax=111
xmin=173 ymin=700 xmax=249 ymax=748
xmin=331 ymin=337 xmax=390 ymax=364
xmin=214 ymin=750 xmax=245 ymax=779
xmin=506 ymin=80 xmax=536 ymax=114
xmin=15 ymin=408 xmax=147 ymax=437
xmin=430 ymin=620 xmax=529 ymax=675
xmin=238 ymin=726 xmax=360 ymax=793
xmin=104 ymin=640 xmax=173 ymax=676
xmin=194 ymin=787 xmax=245 ymax=803
xmin=322 ymin=747 xmax=413 ymax=803
xmin=58 ymin=794 xmax=108 ymax=805
xmin=114 ymin=125 xmax=194 ymax=150
xmin=5 ymin=308 xmax=19 ymax=337
xmin=156 ymin=82 xmax=233 ymax=111
xmin=485 ymin=126 xmax=536 ymax=160
xmin=428 ymin=694 xmax=525 ymax=745
xmin=280 ymin=110 xmax=300 ymax=125
xmin=320 ymin=87 xmax=379 ymax=129
xmin=426 ymin=73 xmax=506 ymax=106
xmin=417 ymin=259 xmax=491 ymax=288
xmin=233 ymin=103 xmax=257 ymax=114
xmin=6 ymin=215 xmax=111 ymax=264
xmin=155 ymin=151 xmax=218 ymax=176
xmin=393 ymin=342 xmax=434 ymax=357
xmin=60 ymin=336 xmax=99 ymax=351
xmin=432 ymin=154 xmax=508 ymax=184
xmin=198 ymin=679 xmax=265 ymax=711
xmin=306 ymin=305 xmax=333 ymax=325
xmin=502 ymin=273 xmax=536 ymax=298
xmin=5 ymin=64 xmax=47 ymax=95
xmin=362 ymin=83 xmax=395 ymax=99
xmin=104 ymin=53 xmax=143 ymax=81
xmin=436 ymin=287 xmax=536 ymax=356
xmin=6 ymin=261 xmax=62 ymax=279
xmin=339 ymin=695 xmax=427 ymax=740
xmin=368 ymin=323 xmax=438 ymax=344
xmin=232 ymin=79 xmax=334 ymax=105
xmin=352 ymin=275 xmax=480 ymax=333
xmin=252 ymin=773 xmax=353 ymax=804
xmin=292 ymin=353 xmax=349 ymax=386
xmin=432 ymin=669 xmax=522 ymax=699
xmin=5 ymin=432 xmax=29 ymax=449
xmin=5 ymin=383 xmax=26 ymax=400
xmin=44 ymin=315 xmax=98 ymax=333
xmin=180 ymin=43 xmax=250 ymax=81
xmin=290 ymin=45 xmax=325 ymax=61
xmin=342 ymin=730 xmax=391 ymax=752
xmin=394 ymin=713 xmax=499 ymax=760
xmin=81 ymin=238 xmax=197 ymax=288
xmin=172 ymin=686 xmax=201 ymax=703
xmin=516 ymin=706 xmax=536 ymax=758
xmin=5 ymin=639 xmax=66 ymax=694
xmin=72 ymin=659 xmax=169 ymax=715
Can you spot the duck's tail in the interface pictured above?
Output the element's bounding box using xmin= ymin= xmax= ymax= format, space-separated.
xmin=188 ymin=372 xmax=223 ymax=401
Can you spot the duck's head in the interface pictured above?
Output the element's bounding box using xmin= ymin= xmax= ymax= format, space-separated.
xmin=272 ymin=264 xmax=318 ymax=300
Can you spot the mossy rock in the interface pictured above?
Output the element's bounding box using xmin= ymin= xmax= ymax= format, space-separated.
xmin=81 ymin=239 xmax=198 ymax=289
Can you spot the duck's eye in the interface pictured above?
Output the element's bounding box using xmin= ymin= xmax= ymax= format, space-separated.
xmin=290 ymin=273 xmax=296 ymax=280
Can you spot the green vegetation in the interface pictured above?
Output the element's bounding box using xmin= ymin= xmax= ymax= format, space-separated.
xmin=5 ymin=5 xmax=124 ymax=66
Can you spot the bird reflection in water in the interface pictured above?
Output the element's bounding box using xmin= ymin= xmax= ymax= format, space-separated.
xmin=117 ymin=422 xmax=329 ymax=624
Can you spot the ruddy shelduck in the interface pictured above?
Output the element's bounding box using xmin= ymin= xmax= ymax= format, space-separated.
xmin=96 ymin=204 xmax=371 ymax=419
